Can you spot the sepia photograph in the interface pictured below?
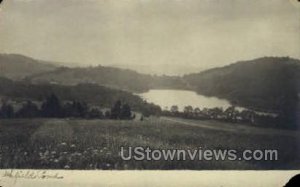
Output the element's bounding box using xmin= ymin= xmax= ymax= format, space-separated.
xmin=0 ymin=0 xmax=300 ymax=186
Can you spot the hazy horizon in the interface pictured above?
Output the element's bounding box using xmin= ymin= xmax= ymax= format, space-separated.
xmin=0 ymin=0 xmax=299 ymax=75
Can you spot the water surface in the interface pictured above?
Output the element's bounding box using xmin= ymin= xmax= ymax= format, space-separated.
xmin=138 ymin=89 xmax=231 ymax=111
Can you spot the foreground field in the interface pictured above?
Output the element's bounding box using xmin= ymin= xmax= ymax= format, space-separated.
xmin=0 ymin=117 xmax=299 ymax=170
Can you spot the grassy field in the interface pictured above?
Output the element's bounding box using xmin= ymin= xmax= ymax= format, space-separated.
xmin=0 ymin=117 xmax=299 ymax=170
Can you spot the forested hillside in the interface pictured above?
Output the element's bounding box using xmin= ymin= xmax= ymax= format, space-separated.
xmin=1 ymin=53 xmax=300 ymax=118
xmin=0 ymin=77 xmax=161 ymax=116
xmin=184 ymin=57 xmax=300 ymax=113
xmin=27 ymin=66 xmax=187 ymax=92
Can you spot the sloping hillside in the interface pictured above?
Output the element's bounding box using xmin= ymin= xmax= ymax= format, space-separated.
xmin=0 ymin=54 xmax=57 ymax=80
xmin=184 ymin=57 xmax=300 ymax=112
xmin=27 ymin=66 xmax=187 ymax=92
xmin=0 ymin=53 xmax=187 ymax=92
xmin=2 ymin=53 xmax=299 ymax=114
xmin=0 ymin=77 xmax=161 ymax=115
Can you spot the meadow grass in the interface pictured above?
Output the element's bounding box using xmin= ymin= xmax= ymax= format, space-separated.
xmin=0 ymin=117 xmax=299 ymax=170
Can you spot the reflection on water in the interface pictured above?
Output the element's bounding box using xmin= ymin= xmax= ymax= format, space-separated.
xmin=138 ymin=89 xmax=231 ymax=111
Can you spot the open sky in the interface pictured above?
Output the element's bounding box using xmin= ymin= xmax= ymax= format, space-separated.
xmin=0 ymin=0 xmax=299 ymax=75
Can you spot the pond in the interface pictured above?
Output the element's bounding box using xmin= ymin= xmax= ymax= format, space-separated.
xmin=138 ymin=89 xmax=232 ymax=111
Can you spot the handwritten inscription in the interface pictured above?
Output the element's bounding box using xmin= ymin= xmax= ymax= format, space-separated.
xmin=2 ymin=170 xmax=64 ymax=180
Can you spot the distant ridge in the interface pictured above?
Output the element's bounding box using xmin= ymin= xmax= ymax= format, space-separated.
xmin=1 ymin=53 xmax=299 ymax=113
xmin=0 ymin=53 xmax=187 ymax=92
xmin=27 ymin=65 xmax=188 ymax=92
xmin=0 ymin=53 xmax=57 ymax=80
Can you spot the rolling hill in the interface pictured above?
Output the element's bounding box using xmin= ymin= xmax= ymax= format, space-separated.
xmin=0 ymin=77 xmax=161 ymax=115
xmin=184 ymin=57 xmax=300 ymax=113
xmin=0 ymin=53 xmax=187 ymax=92
xmin=1 ymin=53 xmax=299 ymax=115
xmin=26 ymin=65 xmax=187 ymax=92
xmin=0 ymin=54 xmax=57 ymax=80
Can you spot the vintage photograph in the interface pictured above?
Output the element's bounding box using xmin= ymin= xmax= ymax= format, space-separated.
xmin=0 ymin=0 xmax=300 ymax=186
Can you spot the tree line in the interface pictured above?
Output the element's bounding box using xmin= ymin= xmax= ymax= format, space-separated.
xmin=0 ymin=78 xmax=162 ymax=119
xmin=162 ymin=105 xmax=291 ymax=129
xmin=0 ymin=94 xmax=134 ymax=120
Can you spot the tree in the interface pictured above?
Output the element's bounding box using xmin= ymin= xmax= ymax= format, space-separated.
xmin=120 ymin=103 xmax=132 ymax=120
xmin=141 ymin=103 xmax=162 ymax=117
xmin=17 ymin=101 xmax=39 ymax=118
xmin=110 ymin=100 xmax=122 ymax=119
xmin=141 ymin=107 xmax=151 ymax=118
xmin=73 ymin=101 xmax=88 ymax=118
xmin=62 ymin=100 xmax=89 ymax=118
xmin=41 ymin=94 xmax=62 ymax=118
xmin=194 ymin=107 xmax=201 ymax=116
xmin=0 ymin=103 xmax=14 ymax=119
xmin=87 ymin=108 xmax=103 ymax=119
xmin=239 ymin=110 xmax=255 ymax=123
xmin=202 ymin=108 xmax=209 ymax=114
xmin=183 ymin=105 xmax=193 ymax=117
xmin=104 ymin=110 xmax=111 ymax=119
xmin=224 ymin=106 xmax=239 ymax=122
xmin=109 ymin=100 xmax=134 ymax=120
xmin=170 ymin=105 xmax=179 ymax=115
xmin=208 ymin=107 xmax=223 ymax=119
xmin=62 ymin=102 xmax=74 ymax=117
